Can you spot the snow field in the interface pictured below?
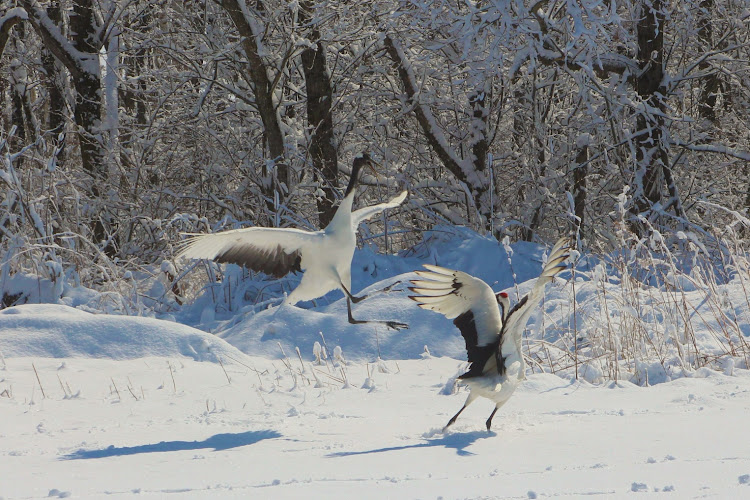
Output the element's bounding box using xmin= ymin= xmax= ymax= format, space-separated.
xmin=3 ymin=351 xmax=750 ymax=498
xmin=3 ymin=230 xmax=750 ymax=498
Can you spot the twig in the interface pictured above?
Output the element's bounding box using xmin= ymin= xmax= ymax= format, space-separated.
xmin=168 ymin=362 xmax=177 ymax=393
xmin=111 ymin=377 xmax=121 ymax=400
xmin=277 ymin=342 xmax=294 ymax=375
xmin=221 ymin=352 xmax=267 ymax=375
xmin=313 ymin=367 xmax=344 ymax=384
xmin=127 ymin=385 xmax=139 ymax=400
xmin=32 ymin=363 xmax=46 ymax=399
xmin=57 ymin=374 xmax=66 ymax=395
xmin=319 ymin=332 xmax=333 ymax=373
xmin=295 ymin=347 xmax=306 ymax=374
xmin=217 ymin=355 xmax=232 ymax=384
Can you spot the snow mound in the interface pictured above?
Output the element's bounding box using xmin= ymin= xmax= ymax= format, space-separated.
xmin=0 ymin=304 xmax=246 ymax=362
xmin=217 ymin=276 xmax=467 ymax=362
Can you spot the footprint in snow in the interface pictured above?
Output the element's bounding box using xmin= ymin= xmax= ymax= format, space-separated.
xmin=631 ymin=482 xmax=648 ymax=492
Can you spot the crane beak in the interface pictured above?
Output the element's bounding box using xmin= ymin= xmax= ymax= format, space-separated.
xmin=365 ymin=155 xmax=381 ymax=175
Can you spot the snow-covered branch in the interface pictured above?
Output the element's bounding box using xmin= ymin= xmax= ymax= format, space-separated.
xmin=15 ymin=0 xmax=96 ymax=79
xmin=670 ymin=141 xmax=750 ymax=162
xmin=0 ymin=7 xmax=27 ymax=57
xmin=382 ymin=32 xmax=484 ymax=194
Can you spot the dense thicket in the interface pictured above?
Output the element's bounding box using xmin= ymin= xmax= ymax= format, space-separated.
xmin=1 ymin=0 xmax=749 ymax=293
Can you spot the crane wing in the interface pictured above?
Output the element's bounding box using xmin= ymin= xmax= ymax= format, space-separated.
xmin=498 ymin=237 xmax=573 ymax=362
xmin=350 ymin=191 xmax=408 ymax=227
xmin=176 ymin=227 xmax=319 ymax=278
xmin=409 ymin=264 xmax=503 ymax=377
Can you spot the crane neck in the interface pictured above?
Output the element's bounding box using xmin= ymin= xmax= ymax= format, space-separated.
xmin=345 ymin=158 xmax=364 ymax=198
xmin=326 ymin=193 xmax=353 ymax=233
xmin=324 ymin=154 xmax=367 ymax=232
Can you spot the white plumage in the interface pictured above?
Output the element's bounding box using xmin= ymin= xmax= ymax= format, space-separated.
xmin=409 ymin=237 xmax=573 ymax=431
xmin=177 ymin=153 xmax=409 ymax=330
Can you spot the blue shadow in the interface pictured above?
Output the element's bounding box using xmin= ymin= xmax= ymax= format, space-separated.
xmin=327 ymin=430 xmax=494 ymax=458
xmin=62 ymin=430 xmax=281 ymax=460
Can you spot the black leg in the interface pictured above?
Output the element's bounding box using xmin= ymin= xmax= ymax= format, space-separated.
xmin=486 ymin=407 xmax=499 ymax=431
xmin=346 ymin=297 xmax=365 ymax=324
xmin=350 ymin=280 xmax=402 ymax=304
xmin=444 ymin=404 xmax=467 ymax=431
xmin=342 ymin=284 xmax=408 ymax=330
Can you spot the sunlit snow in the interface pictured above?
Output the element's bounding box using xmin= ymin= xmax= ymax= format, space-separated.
xmin=2 ymin=231 xmax=750 ymax=498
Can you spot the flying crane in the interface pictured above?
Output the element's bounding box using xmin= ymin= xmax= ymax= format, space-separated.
xmin=178 ymin=153 xmax=409 ymax=330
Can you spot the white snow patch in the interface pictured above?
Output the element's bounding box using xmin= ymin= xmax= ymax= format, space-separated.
xmin=0 ymin=304 xmax=246 ymax=362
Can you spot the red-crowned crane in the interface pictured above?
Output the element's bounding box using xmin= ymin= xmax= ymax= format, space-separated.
xmin=409 ymin=237 xmax=573 ymax=431
xmin=178 ymin=153 xmax=409 ymax=330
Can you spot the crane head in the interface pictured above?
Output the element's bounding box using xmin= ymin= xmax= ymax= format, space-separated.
xmin=495 ymin=291 xmax=510 ymax=321
xmin=347 ymin=153 xmax=379 ymax=196
xmin=353 ymin=152 xmax=379 ymax=174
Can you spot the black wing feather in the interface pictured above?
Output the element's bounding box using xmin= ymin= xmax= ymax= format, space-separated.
xmin=453 ymin=310 xmax=478 ymax=351
xmin=454 ymin=310 xmax=503 ymax=379
xmin=215 ymin=243 xmax=302 ymax=278
xmin=503 ymin=294 xmax=528 ymax=322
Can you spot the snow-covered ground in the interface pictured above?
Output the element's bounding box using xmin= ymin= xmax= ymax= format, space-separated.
xmin=3 ymin=230 xmax=750 ymax=498
xmin=3 ymin=349 xmax=750 ymax=498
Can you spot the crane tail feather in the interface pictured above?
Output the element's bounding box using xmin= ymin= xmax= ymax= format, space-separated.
xmin=413 ymin=270 xmax=454 ymax=283
xmin=408 ymin=286 xmax=453 ymax=297
xmin=420 ymin=264 xmax=455 ymax=276
xmin=409 ymin=279 xmax=452 ymax=290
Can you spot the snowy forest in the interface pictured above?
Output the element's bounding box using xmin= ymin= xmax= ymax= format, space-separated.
xmin=2 ymin=0 xmax=750 ymax=371
xmin=4 ymin=2 xmax=750 ymax=496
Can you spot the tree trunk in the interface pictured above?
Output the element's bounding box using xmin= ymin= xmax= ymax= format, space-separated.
xmin=631 ymin=0 xmax=669 ymax=233
xmin=20 ymin=0 xmax=112 ymax=250
xmin=8 ymin=21 xmax=29 ymax=152
xmin=119 ymin=3 xmax=151 ymax=177
xmin=42 ymin=1 xmax=66 ymax=163
xmin=573 ymin=140 xmax=589 ymax=237
xmin=17 ymin=0 xmax=105 ymax=176
xmin=697 ymin=0 xmax=720 ymax=125
xmin=1 ymin=13 xmax=27 ymax=237
xmin=216 ymin=0 xmax=289 ymax=216
xmin=69 ymin=0 xmax=106 ymax=187
xmin=383 ymin=33 xmax=491 ymax=230
xmin=469 ymin=86 xmax=490 ymax=223
xmin=10 ymin=62 xmax=27 ymax=146
xmin=69 ymin=0 xmax=111 ymax=250
xmin=299 ymin=1 xmax=338 ymax=228
xmin=520 ymin=144 xmax=546 ymax=242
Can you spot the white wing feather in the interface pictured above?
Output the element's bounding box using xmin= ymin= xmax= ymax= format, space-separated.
xmin=351 ymin=191 xmax=408 ymax=227
xmin=500 ymin=237 xmax=572 ymax=357
xmin=411 ymin=264 xmax=502 ymax=347
xmin=176 ymin=226 xmax=319 ymax=269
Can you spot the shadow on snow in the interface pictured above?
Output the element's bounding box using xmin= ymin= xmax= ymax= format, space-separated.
xmin=327 ymin=430 xmax=494 ymax=458
xmin=61 ymin=430 xmax=281 ymax=460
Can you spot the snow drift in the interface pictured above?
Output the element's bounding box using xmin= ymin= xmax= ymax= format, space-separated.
xmin=0 ymin=304 xmax=245 ymax=362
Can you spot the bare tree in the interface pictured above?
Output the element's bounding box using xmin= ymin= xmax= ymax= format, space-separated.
xmin=40 ymin=1 xmax=66 ymax=163
xmin=299 ymin=0 xmax=338 ymax=227
xmin=17 ymin=0 xmax=112 ymax=248
xmin=214 ymin=0 xmax=290 ymax=217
